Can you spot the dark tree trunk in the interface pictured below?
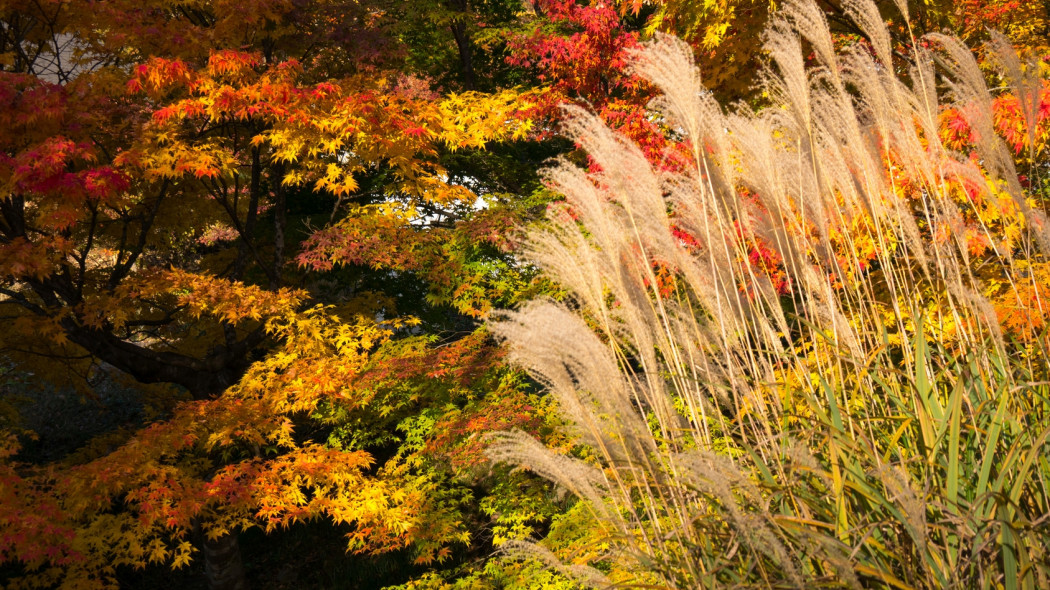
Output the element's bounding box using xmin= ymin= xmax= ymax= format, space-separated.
xmin=270 ymin=162 xmax=287 ymax=290
xmin=448 ymin=0 xmax=476 ymax=91
xmin=203 ymin=531 xmax=248 ymax=590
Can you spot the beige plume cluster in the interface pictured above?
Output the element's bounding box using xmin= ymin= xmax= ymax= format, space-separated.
xmin=487 ymin=0 xmax=1050 ymax=587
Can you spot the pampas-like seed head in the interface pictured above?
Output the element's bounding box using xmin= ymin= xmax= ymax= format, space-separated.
xmin=487 ymin=1 xmax=1049 ymax=587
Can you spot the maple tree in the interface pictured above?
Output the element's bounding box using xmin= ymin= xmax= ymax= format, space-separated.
xmin=0 ymin=0 xmax=559 ymax=588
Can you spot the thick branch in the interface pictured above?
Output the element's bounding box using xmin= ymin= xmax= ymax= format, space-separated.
xmin=60 ymin=321 xmax=268 ymax=398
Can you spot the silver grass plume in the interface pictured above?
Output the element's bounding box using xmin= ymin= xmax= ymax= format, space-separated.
xmin=487 ymin=0 xmax=1045 ymax=587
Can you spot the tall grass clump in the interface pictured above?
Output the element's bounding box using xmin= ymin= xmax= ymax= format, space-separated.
xmin=487 ymin=0 xmax=1050 ymax=588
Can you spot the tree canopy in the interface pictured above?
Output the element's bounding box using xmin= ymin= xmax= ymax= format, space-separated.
xmin=2 ymin=0 xmax=1049 ymax=589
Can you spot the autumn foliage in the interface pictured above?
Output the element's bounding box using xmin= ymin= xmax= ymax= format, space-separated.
xmin=2 ymin=0 xmax=1050 ymax=589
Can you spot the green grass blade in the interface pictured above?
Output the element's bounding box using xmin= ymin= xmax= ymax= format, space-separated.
xmin=977 ymin=391 xmax=1009 ymax=512
xmin=947 ymin=380 xmax=962 ymax=513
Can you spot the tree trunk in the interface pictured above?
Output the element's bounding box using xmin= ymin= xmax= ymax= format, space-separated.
xmin=270 ymin=162 xmax=287 ymax=291
xmin=203 ymin=531 xmax=248 ymax=590
xmin=448 ymin=0 xmax=476 ymax=91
